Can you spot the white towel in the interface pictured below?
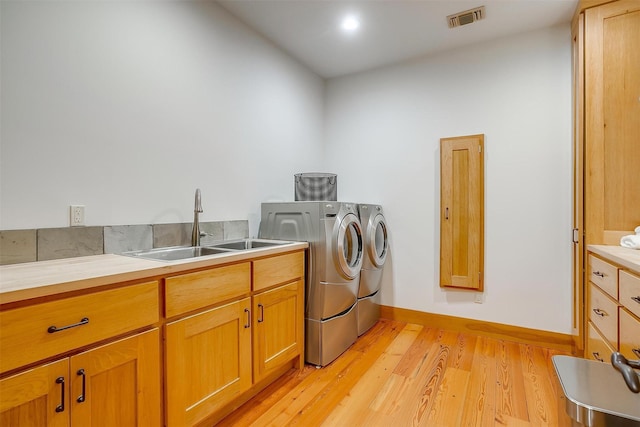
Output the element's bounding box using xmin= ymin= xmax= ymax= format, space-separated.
xmin=620 ymin=226 xmax=640 ymax=250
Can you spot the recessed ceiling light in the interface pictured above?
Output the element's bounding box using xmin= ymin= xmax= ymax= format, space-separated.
xmin=341 ymin=16 xmax=360 ymax=32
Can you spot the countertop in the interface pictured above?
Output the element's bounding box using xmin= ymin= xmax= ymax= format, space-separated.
xmin=587 ymin=245 xmax=640 ymax=275
xmin=0 ymin=242 xmax=307 ymax=305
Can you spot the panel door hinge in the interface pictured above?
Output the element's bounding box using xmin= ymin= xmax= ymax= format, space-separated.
xmin=572 ymin=228 xmax=580 ymax=244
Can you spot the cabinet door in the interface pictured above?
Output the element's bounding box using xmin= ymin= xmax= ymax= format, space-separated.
xmin=253 ymin=280 xmax=304 ymax=383
xmin=0 ymin=359 xmax=69 ymax=427
xmin=440 ymin=134 xmax=484 ymax=290
xmin=571 ymin=12 xmax=585 ymax=349
xmin=584 ymin=0 xmax=640 ymax=245
xmin=69 ymin=329 xmax=161 ymax=427
xmin=165 ymin=298 xmax=252 ymax=427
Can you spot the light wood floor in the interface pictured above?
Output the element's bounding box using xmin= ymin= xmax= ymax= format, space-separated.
xmin=219 ymin=319 xmax=572 ymax=426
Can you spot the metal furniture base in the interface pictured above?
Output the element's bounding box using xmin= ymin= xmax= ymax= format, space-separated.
xmin=552 ymin=355 xmax=640 ymax=426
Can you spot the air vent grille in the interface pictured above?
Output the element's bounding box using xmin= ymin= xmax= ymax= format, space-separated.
xmin=447 ymin=6 xmax=485 ymax=28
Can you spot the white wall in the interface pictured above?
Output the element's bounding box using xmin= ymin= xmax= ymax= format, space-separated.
xmin=0 ymin=1 xmax=324 ymax=235
xmin=1 ymin=2 xmax=573 ymax=334
xmin=324 ymin=25 xmax=573 ymax=334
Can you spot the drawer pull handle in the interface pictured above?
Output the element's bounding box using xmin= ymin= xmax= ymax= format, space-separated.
xmin=633 ymin=348 xmax=640 ymax=358
xmin=593 ymin=271 xmax=605 ymax=278
xmin=48 ymin=317 xmax=89 ymax=333
xmin=632 ymin=296 xmax=640 ymax=304
xmin=55 ymin=376 xmax=65 ymax=413
xmin=258 ymin=304 xmax=264 ymax=323
xmin=592 ymin=308 xmax=607 ymax=317
xmin=592 ymin=352 xmax=604 ymax=362
xmin=77 ymin=369 xmax=86 ymax=403
xmin=244 ymin=308 xmax=251 ymax=328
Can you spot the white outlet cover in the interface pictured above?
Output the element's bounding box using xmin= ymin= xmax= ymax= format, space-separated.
xmin=70 ymin=205 xmax=85 ymax=226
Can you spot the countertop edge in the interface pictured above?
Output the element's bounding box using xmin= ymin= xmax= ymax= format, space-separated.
xmin=0 ymin=242 xmax=308 ymax=305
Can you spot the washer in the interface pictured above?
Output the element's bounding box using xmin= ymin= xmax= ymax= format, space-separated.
xmin=259 ymin=201 xmax=363 ymax=366
xmin=356 ymin=204 xmax=388 ymax=335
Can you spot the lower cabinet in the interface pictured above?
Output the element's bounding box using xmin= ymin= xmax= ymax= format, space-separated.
xmin=0 ymin=359 xmax=69 ymax=427
xmin=165 ymin=298 xmax=252 ymax=427
xmin=0 ymin=249 xmax=305 ymax=427
xmin=0 ymin=329 xmax=160 ymax=426
xmin=164 ymin=281 xmax=305 ymax=427
xmin=253 ymin=280 xmax=304 ymax=383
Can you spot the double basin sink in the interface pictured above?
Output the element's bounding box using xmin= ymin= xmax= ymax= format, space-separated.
xmin=121 ymin=239 xmax=291 ymax=262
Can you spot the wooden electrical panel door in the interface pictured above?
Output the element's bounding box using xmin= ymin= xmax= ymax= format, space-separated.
xmin=440 ymin=134 xmax=484 ymax=290
xmin=69 ymin=329 xmax=161 ymax=427
xmin=584 ymin=0 xmax=640 ymax=245
xmin=0 ymin=359 xmax=69 ymax=427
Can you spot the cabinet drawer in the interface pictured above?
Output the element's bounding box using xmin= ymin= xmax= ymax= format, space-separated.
xmin=0 ymin=281 xmax=159 ymax=374
xmin=619 ymin=308 xmax=640 ymax=361
xmin=165 ymin=263 xmax=250 ymax=318
xmin=588 ymin=254 xmax=618 ymax=298
xmin=587 ymin=321 xmax=615 ymax=363
xmin=253 ymin=251 xmax=304 ymax=292
xmin=588 ymin=282 xmax=619 ymax=348
xmin=619 ymin=270 xmax=640 ymax=318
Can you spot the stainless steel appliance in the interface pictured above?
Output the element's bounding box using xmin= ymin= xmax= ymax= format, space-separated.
xmin=259 ymin=201 xmax=363 ymax=366
xmin=552 ymin=355 xmax=640 ymax=426
xmin=356 ymin=204 xmax=388 ymax=335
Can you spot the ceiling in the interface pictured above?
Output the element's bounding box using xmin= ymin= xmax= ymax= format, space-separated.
xmin=217 ymin=0 xmax=578 ymax=78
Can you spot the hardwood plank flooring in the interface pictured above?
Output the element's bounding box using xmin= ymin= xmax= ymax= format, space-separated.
xmin=218 ymin=319 xmax=572 ymax=426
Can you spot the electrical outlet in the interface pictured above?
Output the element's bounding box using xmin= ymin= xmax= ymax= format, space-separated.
xmin=70 ymin=205 xmax=85 ymax=226
xmin=474 ymin=292 xmax=483 ymax=304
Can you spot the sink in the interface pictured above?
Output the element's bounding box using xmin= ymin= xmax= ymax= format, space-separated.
xmin=121 ymin=239 xmax=293 ymax=262
xmin=209 ymin=239 xmax=291 ymax=250
xmin=122 ymin=246 xmax=233 ymax=261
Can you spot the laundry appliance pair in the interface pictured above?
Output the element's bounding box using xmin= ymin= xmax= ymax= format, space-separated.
xmin=259 ymin=201 xmax=388 ymax=367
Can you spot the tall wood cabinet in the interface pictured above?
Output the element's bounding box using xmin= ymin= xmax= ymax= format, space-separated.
xmin=440 ymin=134 xmax=484 ymax=291
xmin=572 ymin=0 xmax=640 ymax=349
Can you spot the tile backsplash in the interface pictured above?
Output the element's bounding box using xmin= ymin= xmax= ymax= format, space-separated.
xmin=0 ymin=220 xmax=248 ymax=265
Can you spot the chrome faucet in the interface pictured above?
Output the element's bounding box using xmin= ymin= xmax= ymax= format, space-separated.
xmin=191 ymin=188 xmax=203 ymax=246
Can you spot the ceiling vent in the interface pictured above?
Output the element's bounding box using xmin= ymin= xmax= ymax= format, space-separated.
xmin=447 ymin=6 xmax=485 ymax=28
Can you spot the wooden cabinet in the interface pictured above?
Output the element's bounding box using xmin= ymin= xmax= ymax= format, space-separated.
xmin=586 ymin=322 xmax=615 ymax=363
xmin=0 ymin=329 xmax=160 ymax=427
xmin=588 ymin=282 xmax=619 ymax=349
xmin=583 ymin=0 xmax=640 ymax=245
xmin=165 ymin=298 xmax=252 ymax=426
xmin=0 ymin=282 xmax=161 ymax=426
xmin=619 ymin=308 xmax=640 ymax=361
xmin=0 ymin=248 xmax=305 ymax=427
xmin=0 ymin=281 xmax=159 ymax=374
xmin=165 ymin=263 xmax=251 ymax=318
xmin=0 ymin=359 xmax=69 ymax=427
xmin=69 ymin=329 xmax=160 ymax=426
xmin=586 ymin=250 xmax=640 ymax=365
xmin=253 ymin=251 xmax=304 ymax=292
xmin=573 ymin=0 xmax=640 ymax=348
xmin=253 ymin=280 xmax=304 ymax=383
xmin=440 ymin=134 xmax=484 ymax=290
xmin=163 ymin=250 xmax=305 ymax=426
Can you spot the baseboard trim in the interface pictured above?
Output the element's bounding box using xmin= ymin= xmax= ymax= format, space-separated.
xmin=380 ymin=305 xmax=576 ymax=354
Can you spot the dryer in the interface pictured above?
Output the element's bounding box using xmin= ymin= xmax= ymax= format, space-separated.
xmin=357 ymin=204 xmax=388 ymax=335
xmin=259 ymin=201 xmax=363 ymax=366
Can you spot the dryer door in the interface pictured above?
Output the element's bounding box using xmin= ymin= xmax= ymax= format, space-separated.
xmin=367 ymin=214 xmax=388 ymax=268
xmin=334 ymin=213 xmax=363 ymax=279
